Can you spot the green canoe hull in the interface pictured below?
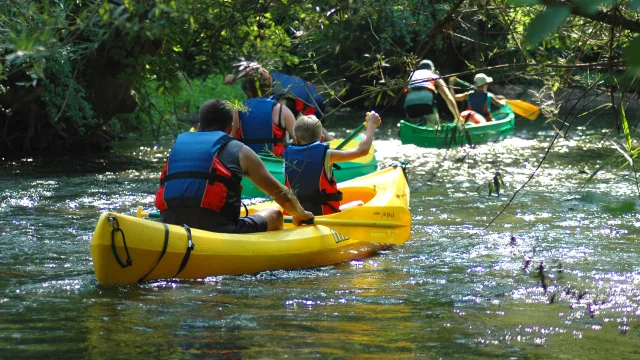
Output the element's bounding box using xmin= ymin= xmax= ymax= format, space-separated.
xmin=398 ymin=106 xmax=515 ymax=149
xmin=240 ymin=139 xmax=379 ymax=198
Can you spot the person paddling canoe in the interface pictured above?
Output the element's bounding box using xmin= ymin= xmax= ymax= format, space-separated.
xmin=403 ymin=59 xmax=463 ymax=127
xmin=229 ymin=66 xmax=296 ymax=158
xmin=448 ymin=73 xmax=506 ymax=124
xmin=155 ymin=99 xmax=313 ymax=233
xmin=283 ymin=111 xmax=382 ymax=215
xmin=224 ymin=64 xmax=333 ymax=140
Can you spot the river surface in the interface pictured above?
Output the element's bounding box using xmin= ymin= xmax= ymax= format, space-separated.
xmin=1 ymin=111 xmax=639 ymax=359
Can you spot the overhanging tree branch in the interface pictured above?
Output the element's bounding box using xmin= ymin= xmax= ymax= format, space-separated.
xmin=540 ymin=0 xmax=640 ymax=32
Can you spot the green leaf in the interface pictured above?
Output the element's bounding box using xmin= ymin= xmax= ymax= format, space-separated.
xmin=611 ymin=140 xmax=633 ymax=166
xmin=621 ymin=104 xmax=632 ymax=152
xmin=524 ymin=5 xmax=571 ymax=46
xmin=624 ymin=36 xmax=640 ymax=76
xmin=574 ymin=0 xmax=611 ymax=15
xmin=508 ymin=0 xmax=539 ymax=4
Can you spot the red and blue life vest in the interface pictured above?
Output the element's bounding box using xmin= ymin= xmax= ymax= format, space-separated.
xmin=467 ymin=91 xmax=493 ymax=120
xmin=270 ymin=71 xmax=325 ymax=119
xmin=155 ymin=131 xmax=241 ymax=222
xmin=283 ymin=141 xmax=343 ymax=215
xmin=237 ymin=97 xmax=287 ymax=157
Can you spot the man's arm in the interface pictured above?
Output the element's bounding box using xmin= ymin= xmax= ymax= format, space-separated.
xmin=447 ymin=77 xmax=469 ymax=102
xmin=322 ymin=127 xmax=334 ymax=141
xmin=239 ymin=145 xmax=313 ymax=223
xmin=491 ymin=95 xmax=506 ymax=108
xmin=272 ymin=103 xmax=296 ymax=139
xmin=231 ymin=111 xmax=240 ymax=138
xmin=435 ymin=79 xmax=464 ymax=125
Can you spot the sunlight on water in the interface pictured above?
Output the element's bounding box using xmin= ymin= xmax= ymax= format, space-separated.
xmin=1 ymin=114 xmax=639 ymax=358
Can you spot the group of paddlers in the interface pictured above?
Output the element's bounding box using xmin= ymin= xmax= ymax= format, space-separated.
xmin=403 ymin=59 xmax=506 ymax=127
xmin=153 ymin=60 xmax=506 ymax=235
xmin=154 ymin=64 xmax=381 ymax=235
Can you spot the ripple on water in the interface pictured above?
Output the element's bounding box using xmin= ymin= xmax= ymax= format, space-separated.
xmin=1 ymin=118 xmax=640 ymax=358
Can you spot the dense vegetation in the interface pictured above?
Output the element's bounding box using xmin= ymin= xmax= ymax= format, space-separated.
xmin=1 ymin=0 xmax=639 ymax=156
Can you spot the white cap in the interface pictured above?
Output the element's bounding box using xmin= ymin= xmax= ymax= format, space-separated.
xmin=474 ymin=73 xmax=493 ymax=86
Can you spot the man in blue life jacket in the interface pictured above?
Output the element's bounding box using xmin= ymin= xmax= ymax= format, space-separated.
xmin=448 ymin=73 xmax=506 ymax=123
xmin=155 ymin=99 xmax=314 ymax=233
xmin=229 ymin=66 xmax=296 ymax=157
xmin=283 ymin=111 xmax=381 ymax=215
xmin=224 ymin=65 xmax=334 ymax=140
xmin=403 ymin=59 xmax=463 ymax=127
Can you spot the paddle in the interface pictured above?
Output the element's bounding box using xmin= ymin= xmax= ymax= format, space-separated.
xmin=283 ymin=205 xmax=411 ymax=245
xmin=137 ymin=206 xmax=411 ymax=245
xmin=454 ymin=78 xmax=540 ymax=120
xmin=335 ymin=122 xmax=366 ymax=150
xmin=137 ymin=206 xmax=160 ymax=219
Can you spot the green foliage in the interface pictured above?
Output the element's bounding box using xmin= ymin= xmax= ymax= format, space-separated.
xmin=524 ymin=5 xmax=571 ymax=46
xmin=624 ymin=36 xmax=640 ymax=76
xmin=41 ymin=51 xmax=95 ymax=132
xmin=2 ymin=0 xmax=640 ymax=156
xmin=112 ymin=74 xmax=245 ymax=139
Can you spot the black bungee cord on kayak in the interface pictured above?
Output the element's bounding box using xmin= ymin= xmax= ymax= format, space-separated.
xmin=108 ymin=215 xmax=132 ymax=268
xmin=174 ymin=224 xmax=195 ymax=278
xmin=137 ymin=223 xmax=169 ymax=284
xmin=108 ymin=213 xmax=195 ymax=283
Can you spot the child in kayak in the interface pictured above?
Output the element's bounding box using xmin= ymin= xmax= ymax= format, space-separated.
xmin=448 ymin=73 xmax=506 ymax=124
xmin=283 ymin=112 xmax=382 ymax=215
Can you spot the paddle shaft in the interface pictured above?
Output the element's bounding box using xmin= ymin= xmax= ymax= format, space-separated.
xmin=284 ymin=217 xmax=405 ymax=228
xmin=455 ymin=78 xmax=473 ymax=89
xmin=335 ymin=122 xmax=366 ymax=150
xmin=142 ymin=211 xmax=404 ymax=228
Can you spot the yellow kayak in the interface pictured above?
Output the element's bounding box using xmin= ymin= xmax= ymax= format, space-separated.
xmin=90 ymin=166 xmax=411 ymax=286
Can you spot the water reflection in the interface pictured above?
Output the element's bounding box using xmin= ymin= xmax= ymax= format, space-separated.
xmin=1 ymin=112 xmax=639 ymax=358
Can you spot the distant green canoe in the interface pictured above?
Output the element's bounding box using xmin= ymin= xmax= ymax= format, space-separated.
xmin=398 ymin=106 xmax=515 ymax=149
xmin=241 ymin=138 xmax=378 ymax=198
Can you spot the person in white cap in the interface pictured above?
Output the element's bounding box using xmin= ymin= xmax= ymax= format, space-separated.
xmin=403 ymin=59 xmax=463 ymax=127
xmin=448 ymin=73 xmax=506 ymax=122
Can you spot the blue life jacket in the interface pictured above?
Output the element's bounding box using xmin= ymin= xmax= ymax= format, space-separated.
xmin=283 ymin=141 xmax=342 ymax=215
xmin=467 ymin=91 xmax=493 ymax=119
xmin=238 ymin=97 xmax=286 ymax=156
xmin=155 ymin=131 xmax=241 ymax=222
xmin=270 ymin=71 xmax=325 ymax=119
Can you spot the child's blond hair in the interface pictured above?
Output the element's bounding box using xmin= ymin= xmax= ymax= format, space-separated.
xmin=294 ymin=115 xmax=323 ymax=144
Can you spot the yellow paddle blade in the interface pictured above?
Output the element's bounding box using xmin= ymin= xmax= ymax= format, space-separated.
xmin=506 ymin=99 xmax=540 ymax=120
xmin=285 ymin=205 xmax=412 ymax=245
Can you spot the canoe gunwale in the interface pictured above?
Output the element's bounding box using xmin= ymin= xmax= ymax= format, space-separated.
xmin=398 ymin=106 xmax=516 ymax=148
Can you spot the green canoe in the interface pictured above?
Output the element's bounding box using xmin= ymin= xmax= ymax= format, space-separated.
xmin=398 ymin=105 xmax=515 ymax=149
xmin=241 ymin=138 xmax=378 ymax=198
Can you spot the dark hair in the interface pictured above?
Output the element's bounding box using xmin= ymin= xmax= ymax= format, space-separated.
xmin=199 ymin=99 xmax=233 ymax=131
xmin=241 ymin=66 xmax=273 ymax=98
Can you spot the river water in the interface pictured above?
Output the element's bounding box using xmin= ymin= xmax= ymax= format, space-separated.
xmin=1 ymin=111 xmax=639 ymax=359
